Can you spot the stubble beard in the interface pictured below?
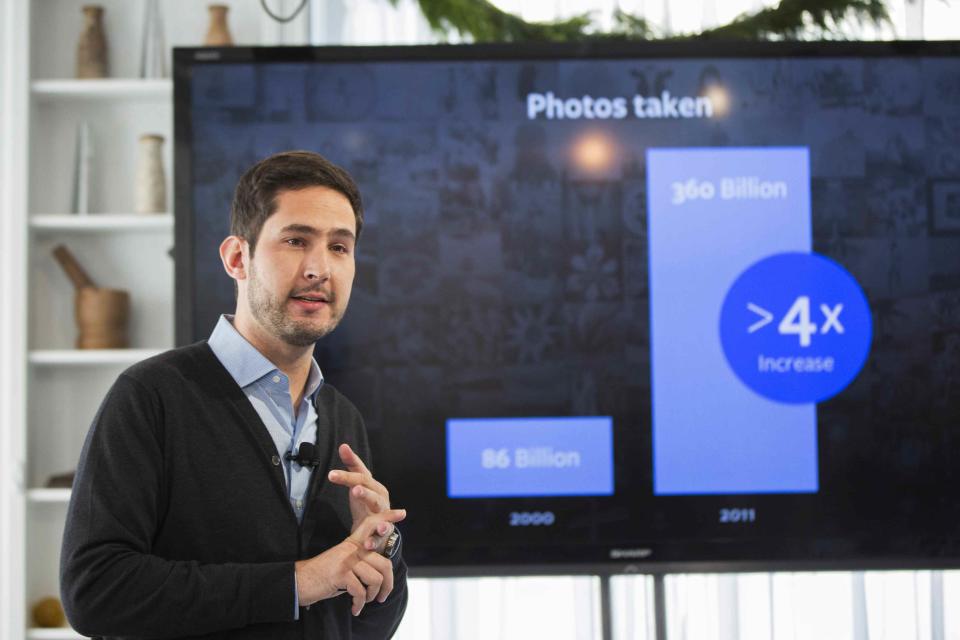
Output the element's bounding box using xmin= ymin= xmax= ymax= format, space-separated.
xmin=246 ymin=262 xmax=343 ymax=347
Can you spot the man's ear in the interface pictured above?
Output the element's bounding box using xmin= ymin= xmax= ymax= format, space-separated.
xmin=219 ymin=236 xmax=248 ymax=281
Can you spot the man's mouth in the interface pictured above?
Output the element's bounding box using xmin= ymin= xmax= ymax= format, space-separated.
xmin=289 ymin=291 xmax=334 ymax=311
xmin=290 ymin=289 xmax=333 ymax=303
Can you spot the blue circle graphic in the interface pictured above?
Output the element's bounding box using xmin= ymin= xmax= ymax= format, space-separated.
xmin=719 ymin=252 xmax=872 ymax=404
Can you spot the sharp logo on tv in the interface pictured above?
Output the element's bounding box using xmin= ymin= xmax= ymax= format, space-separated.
xmin=526 ymin=91 xmax=715 ymax=120
xmin=609 ymin=548 xmax=653 ymax=560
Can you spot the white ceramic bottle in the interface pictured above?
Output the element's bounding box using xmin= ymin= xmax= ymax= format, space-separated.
xmin=134 ymin=133 xmax=166 ymax=214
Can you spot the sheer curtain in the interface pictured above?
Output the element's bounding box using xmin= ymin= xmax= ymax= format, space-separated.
xmin=300 ymin=1 xmax=960 ymax=637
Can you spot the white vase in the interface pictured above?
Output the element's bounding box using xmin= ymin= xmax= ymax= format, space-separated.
xmin=135 ymin=134 xmax=166 ymax=214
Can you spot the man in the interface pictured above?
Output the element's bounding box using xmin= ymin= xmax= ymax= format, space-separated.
xmin=60 ymin=151 xmax=408 ymax=639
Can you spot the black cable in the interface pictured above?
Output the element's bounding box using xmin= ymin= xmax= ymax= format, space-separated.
xmin=259 ymin=0 xmax=309 ymax=23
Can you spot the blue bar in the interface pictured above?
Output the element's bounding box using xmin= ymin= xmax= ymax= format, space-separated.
xmin=447 ymin=417 xmax=614 ymax=498
xmin=647 ymin=147 xmax=818 ymax=495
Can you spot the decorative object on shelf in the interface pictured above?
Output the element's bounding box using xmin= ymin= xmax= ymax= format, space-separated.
xmin=45 ymin=471 xmax=76 ymax=489
xmin=76 ymin=5 xmax=109 ymax=78
xmin=70 ymin=121 xmax=93 ymax=215
xmin=204 ymin=4 xmax=234 ymax=46
xmin=32 ymin=596 xmax=67 ymax=628
xmin=140 ymin=0 xmax=166 ymax=78
xmin=52 ymin=245 xmax=131 ymax=349
xmin=135 ymin=134 xmax=167 ymax=214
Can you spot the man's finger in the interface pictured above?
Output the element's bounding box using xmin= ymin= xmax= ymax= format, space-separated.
xmin=352 ymin=485 xmax=386 ymax=513
xmin=348 ymin=510 xmax=406 ymax=545
xmin=353 ymin=560 xmax=384 ymax=603
xmin=338 ymin=443 xmax=371 ymax=475
xmin=343 ymin=573 xmax=366 ymax=616
xmin=328 ymin=470 xmax=389 ymax=497
xmin=362 ymin=551 xmax=395 ymax=603
xmin=363 ymin=522 xmax=394 ymax=552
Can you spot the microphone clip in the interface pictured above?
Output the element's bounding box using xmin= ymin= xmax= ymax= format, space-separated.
xmin=285 ymin=442 xmax=322 ymax=469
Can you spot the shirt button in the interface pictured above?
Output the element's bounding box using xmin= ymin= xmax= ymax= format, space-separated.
xmin=272 ymin=375 xmax=281 ymax=383
xmin=271 ymin=455 xmax=281 ymax=466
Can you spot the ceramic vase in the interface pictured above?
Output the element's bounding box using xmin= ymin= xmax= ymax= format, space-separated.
xmin=76 ymin=5 xmax=108 ymax=79
xmin=204 ymin=5 xmax=234 ymax=46
xmin=135 ymin=134 xmax=166 ymax=214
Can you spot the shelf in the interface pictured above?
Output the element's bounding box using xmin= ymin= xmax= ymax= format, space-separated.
xmin=31 ymin=79 xmax=172 ymax=101
xmin=27 ymin=489 xmax=71 ymax=503
xmin=27 ymin=629 xmax=85 ymax=640
xmin=30 ymin=214 xmax=173 ymax=232
xmin=29 ymin=349 xmax=165 ymax=366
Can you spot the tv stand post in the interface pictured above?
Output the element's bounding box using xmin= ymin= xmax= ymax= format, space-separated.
xmin=598 ymin=572 xmax=668 ymax=640
xmin=600 ymin=573 xmax=612 ymax=640
xmin=654 ymin=573 xmax=667 ymax=640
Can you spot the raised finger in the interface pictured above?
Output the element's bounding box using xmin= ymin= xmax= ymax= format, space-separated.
xmin=329 ymin=470 xmax=389 ymax=497
xmin=327 ymin=469 xmax=366 ymax=488
xmin=352 ymin=485 xmax=386 ymax=513
xmin=353 ymin=560 xmax=384 ymax=603
xmin=338 ymin=443 xmax=371 ymax=475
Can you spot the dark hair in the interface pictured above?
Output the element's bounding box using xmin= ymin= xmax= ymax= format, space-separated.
xmin=230 ymin=150 xmax=363 ymax=255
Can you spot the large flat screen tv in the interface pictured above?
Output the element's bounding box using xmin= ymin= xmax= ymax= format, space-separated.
xmin=174 ymin=42 xmax=960 ymax=574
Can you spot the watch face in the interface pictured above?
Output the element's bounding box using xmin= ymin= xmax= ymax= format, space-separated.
xmin=384 ymin=531 xmax=401 ymax=559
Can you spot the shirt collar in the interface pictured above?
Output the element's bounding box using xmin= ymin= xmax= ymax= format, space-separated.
xmin=208 ymin=314 xmax=324 ymax=400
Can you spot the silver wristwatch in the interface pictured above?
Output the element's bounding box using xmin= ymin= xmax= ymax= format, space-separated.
xmin=381 ymin=529 xmax=401 ymax=560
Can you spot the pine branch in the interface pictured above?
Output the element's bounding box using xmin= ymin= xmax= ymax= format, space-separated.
xmin=698 ymin=0 xmax=890 ymax=40
xmin=394 ymin=0 xmax=591 ymax=42
xmin=388 ymin=0 xmax=891 ymax=42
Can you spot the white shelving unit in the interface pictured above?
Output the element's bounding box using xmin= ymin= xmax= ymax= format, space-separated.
xmin=28 ymin=349 xmax=165 ymax=366
xmin=30 ymin=214 xmax=174 ymax=232
xmin=31 ymin=78 xmax=172 ymax=100
xmin=26 ymin=629 xmax=84 ymax=640
xmin=26 ymin=490 xmax=72 ymax=505
xmin=2 ymin=2 xmax=295 ymax=639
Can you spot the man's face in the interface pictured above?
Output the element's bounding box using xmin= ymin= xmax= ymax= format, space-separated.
xmin=244 ymin=186 xmax=357 ymax=347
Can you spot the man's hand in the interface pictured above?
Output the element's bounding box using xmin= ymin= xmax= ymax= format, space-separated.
xmin=295 ymin=509 xmax=406 ymax=616
xmin=328 ymin=444 xmax=392 ymax=546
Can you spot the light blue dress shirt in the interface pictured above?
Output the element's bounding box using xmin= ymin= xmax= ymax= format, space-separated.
xmin=208 ymin=314 xmax=323 ymax=617
xmin=208 ymin=314 xmax=323 ymax=523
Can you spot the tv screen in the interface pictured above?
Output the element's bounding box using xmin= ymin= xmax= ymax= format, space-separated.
xmin=174 ymin=42 xmax=960 ymax=573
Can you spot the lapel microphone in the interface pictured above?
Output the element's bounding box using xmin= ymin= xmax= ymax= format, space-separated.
xmin=284 ymin=442 xmax=322 ymax=469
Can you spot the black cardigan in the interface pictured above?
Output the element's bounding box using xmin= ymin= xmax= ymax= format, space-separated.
xmin=60 ymin=342 xmax=407 ymax=639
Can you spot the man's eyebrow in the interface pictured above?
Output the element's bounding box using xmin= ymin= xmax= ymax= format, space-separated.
xmin=330 ymin=228 xmax=356 ymax=242
xmin=278 ymin=224 xmax=356 ymax=242
xmin=279 ymin=224 xmax=319 ymax=236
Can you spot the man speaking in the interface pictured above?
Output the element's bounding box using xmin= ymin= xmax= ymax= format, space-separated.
xmin=60 ymin=151 xmax=408 ymax=639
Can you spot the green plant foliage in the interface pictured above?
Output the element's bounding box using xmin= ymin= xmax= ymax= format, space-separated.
xmin=388 ymin=0 xmax=890 ymax=42
xmin=698 ymin=0 xmax=890 ymax=40
xmin=396 ymin=0 xmax=591 ymax=41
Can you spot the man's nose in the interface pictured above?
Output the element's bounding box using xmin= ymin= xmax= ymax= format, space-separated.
xmin=303 ymin=252 xmax=331 ymax=281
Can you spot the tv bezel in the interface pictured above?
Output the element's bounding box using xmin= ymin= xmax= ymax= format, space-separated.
xmin=173 ymin=40 xmax=960 ymax=576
